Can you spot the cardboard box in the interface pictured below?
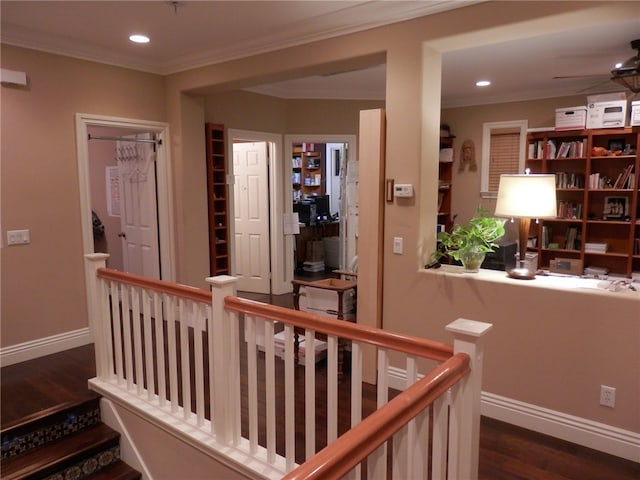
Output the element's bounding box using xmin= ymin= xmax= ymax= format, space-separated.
xmin=631 ymin=100 xmax=640 ymax=127
xmin=586 ymin=93 xmax=627 ymax=129
xmin=296 ymin=337 xmax=328 ymax=365
xmin=298 ymin=281 xmax=355 ymax=320
xmin=550 ymin=257 xmax=583 ymax=276
xmin=555 ymin=106 xmax=586 ymax=130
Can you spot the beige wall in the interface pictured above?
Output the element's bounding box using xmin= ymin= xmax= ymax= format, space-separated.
xmin=204 ymin=90 xmax=382 ymax=134
xmin=0 ymin=45 xmax=165 ymax=346
xmin=1 ymin=0 xmax=638 ymax=444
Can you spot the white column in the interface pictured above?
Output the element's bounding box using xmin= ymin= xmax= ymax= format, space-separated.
xmin=445 ymin=318 xmax=493 ymax=480
xmin=84 ymin=253 xmax=110 ymax=379
xmin=207 ymin=275 xmax=238 ymax=444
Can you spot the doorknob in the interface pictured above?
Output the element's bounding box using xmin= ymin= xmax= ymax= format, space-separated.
xmin=118 ymin=232 xmax=127 ymax=239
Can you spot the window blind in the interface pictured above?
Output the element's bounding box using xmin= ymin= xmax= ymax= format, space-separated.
xmin=488 ymin=128 xmax=521 ymax=193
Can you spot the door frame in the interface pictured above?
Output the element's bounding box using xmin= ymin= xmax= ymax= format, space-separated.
xmin=75 ymin=113 xmax=176 ymax=282
xmin=227 ymin=129 xmax=286 ymax=294
xmin=285 ymin=134 xmax=357 ymax=274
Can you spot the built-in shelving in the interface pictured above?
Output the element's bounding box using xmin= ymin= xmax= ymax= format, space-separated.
xmin=292 ymin=143 xmax=324 ymax=202
xmin=205 ymin=123 xmax=230 ymax=275
xmin=438 ymin=136 xmax=454 ymax=232
xmin=526 ymin=127 xmax=639 ymax=277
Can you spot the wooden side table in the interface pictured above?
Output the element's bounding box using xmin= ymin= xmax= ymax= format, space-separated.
xmin=291 ymin=278 xmax=357 ymax=377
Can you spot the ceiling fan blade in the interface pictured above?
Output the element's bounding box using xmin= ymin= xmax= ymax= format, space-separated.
xmin=553 ymin=74 xmax=609 ymax=80
xmin=577 ymin=79 xmax=627 ymax=94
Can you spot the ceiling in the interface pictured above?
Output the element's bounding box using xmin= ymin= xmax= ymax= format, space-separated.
xmin=2 ymin=1 xmax=639 ymax=108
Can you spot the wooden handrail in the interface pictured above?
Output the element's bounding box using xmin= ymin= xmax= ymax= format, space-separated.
xmin=96 ymin=268 xmax=211 ymax=304
xmin=282 ymin=352 xmax=471 ymax=480
xmin=225 ymin=296 xmax=453 ymax=362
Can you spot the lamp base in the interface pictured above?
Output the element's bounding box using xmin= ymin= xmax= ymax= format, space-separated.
xmin=506 ymin=266 xmax=536 ymax=280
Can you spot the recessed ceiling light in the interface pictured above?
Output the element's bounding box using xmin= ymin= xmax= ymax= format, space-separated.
xmin=129 ymin=34 xmax=150 ymax=44
xmin=615 ymin=62 xmax=623 ymax=68
xmin=476 ymin=80 xmax=491 ymax=87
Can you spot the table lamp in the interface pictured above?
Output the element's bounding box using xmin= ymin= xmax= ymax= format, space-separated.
xmin=495 ymin=171 xmax=557 ymax=279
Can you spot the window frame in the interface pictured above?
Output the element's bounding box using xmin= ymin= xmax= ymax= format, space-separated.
xmin=480 ymin=120 xmax=528 ymax=198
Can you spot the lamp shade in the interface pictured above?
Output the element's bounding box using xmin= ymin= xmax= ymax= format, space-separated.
xmin=495 ymin=174 xmax=557 ymax=219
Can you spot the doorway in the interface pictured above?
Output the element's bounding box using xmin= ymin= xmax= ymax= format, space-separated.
xmin=75 ymin=113 xmax=175 ymax=282
xmin=286 ymin=135 xmax=358 ymax=278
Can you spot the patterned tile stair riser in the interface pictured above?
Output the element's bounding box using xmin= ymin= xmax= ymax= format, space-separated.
xmin=1 ymin=406 xmax=101 ymax=460
xmin=43 ymin=445 xmax=121 ymax=480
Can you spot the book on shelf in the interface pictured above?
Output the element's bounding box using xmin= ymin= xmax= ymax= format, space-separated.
xmin=612 ymin=164 xmax=634 ymax=189
xmin=542 ymin=225 xmax=551 ymax=248
xmin=546 ymin=140 xmax=557 ymax=159
xmin=557 ymin=201 xmax=582 ymax=219
xmin=563 ymin=225 xmax=581 ymax=250
xmin=584 ymin=242 xmax=608 ymax=253
xmin=555 ymin=172 xmax=584 ymax=189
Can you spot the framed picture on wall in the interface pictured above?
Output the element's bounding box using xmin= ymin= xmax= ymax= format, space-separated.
xmin=603 ymin=196 xmax=628 ymax=219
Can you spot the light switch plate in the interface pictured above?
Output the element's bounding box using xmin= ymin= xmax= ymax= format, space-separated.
xmin=7 ymin=229 xmax=30 ymax=245
xmin=393 ymin=236 xmax=403 ymax=254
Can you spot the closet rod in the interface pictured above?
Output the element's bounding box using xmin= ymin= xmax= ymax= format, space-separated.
xmin=88 ymin=134 xmax=162 ymax=145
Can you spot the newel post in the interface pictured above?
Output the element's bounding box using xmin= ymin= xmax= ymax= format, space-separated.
xmin=445 ymin=318 xmax=493 ymax=480
xmin=84 ymin=253 xmax=110 ymax=379
xmin=207 ymin=275 xmax=239 ymax=445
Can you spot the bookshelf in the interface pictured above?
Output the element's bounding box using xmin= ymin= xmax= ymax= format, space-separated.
xmin=292 ymin=143 xmax=324 ymax=202
xmin=438 ymin=136 xmax=454 ymax=232
xmin=526 ymin=127 xmax=639 ymax=277
xmin=205 ymin=123 xmax=230 ymax=275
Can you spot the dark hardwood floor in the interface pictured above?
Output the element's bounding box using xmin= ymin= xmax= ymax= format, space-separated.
xmin=2 ymin=291 xmax=638 ymax=479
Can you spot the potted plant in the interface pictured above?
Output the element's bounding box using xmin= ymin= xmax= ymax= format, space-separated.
xmin=431 ymin=207 xmax=506 ymax=272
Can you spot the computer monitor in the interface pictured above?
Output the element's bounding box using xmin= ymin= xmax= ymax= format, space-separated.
xmin=313 ymin=195 xmax=330 ymax=216
xmin=293 ymin=202 xmax=316 ymax=226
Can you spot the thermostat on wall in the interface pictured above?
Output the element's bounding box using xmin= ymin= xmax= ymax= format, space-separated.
xmin=393 ymin=184 xmax=414 ymax=198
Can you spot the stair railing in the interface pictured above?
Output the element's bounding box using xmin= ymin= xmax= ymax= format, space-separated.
xmin=85 ymin=253 xmax=492 ymax=479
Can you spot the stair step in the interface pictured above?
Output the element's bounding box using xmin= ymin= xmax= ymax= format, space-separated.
xmin=1 ymin=422 xmax=120 ymax=480
xmin=2 ymin=397 xmax=101 ymax=461
xmin=87 ymin=459 xmax=142 ymax=479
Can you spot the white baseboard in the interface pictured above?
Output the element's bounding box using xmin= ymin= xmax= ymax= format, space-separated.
xmin=0 ymin=328 xmax=92 ymax=366
xmin=481 ymin=392 xmax=640 ymax=463
xmin=388 ymin=366 xmax=639 ymax=462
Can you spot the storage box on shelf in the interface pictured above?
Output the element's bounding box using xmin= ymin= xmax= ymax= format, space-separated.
xmin=526 ymin=127 xmax=639 ymax=277
xmin=555 ymin=106 xmax=587 ymax=131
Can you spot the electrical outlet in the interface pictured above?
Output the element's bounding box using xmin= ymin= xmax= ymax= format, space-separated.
xmin=600 ymin=385 xmax=616 ymax=408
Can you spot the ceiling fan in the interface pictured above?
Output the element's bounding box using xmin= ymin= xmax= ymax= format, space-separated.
xmin=610 ymin=39 xmax=640 ymax=94
xmin=552 ymin=39 xmax=640 ymax=96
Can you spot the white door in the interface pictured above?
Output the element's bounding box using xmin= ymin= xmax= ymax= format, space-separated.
xmin=233 ymin=142 xmax=270 ymax=293
xmin=117 ymin=133 xmax=160 ymax=279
